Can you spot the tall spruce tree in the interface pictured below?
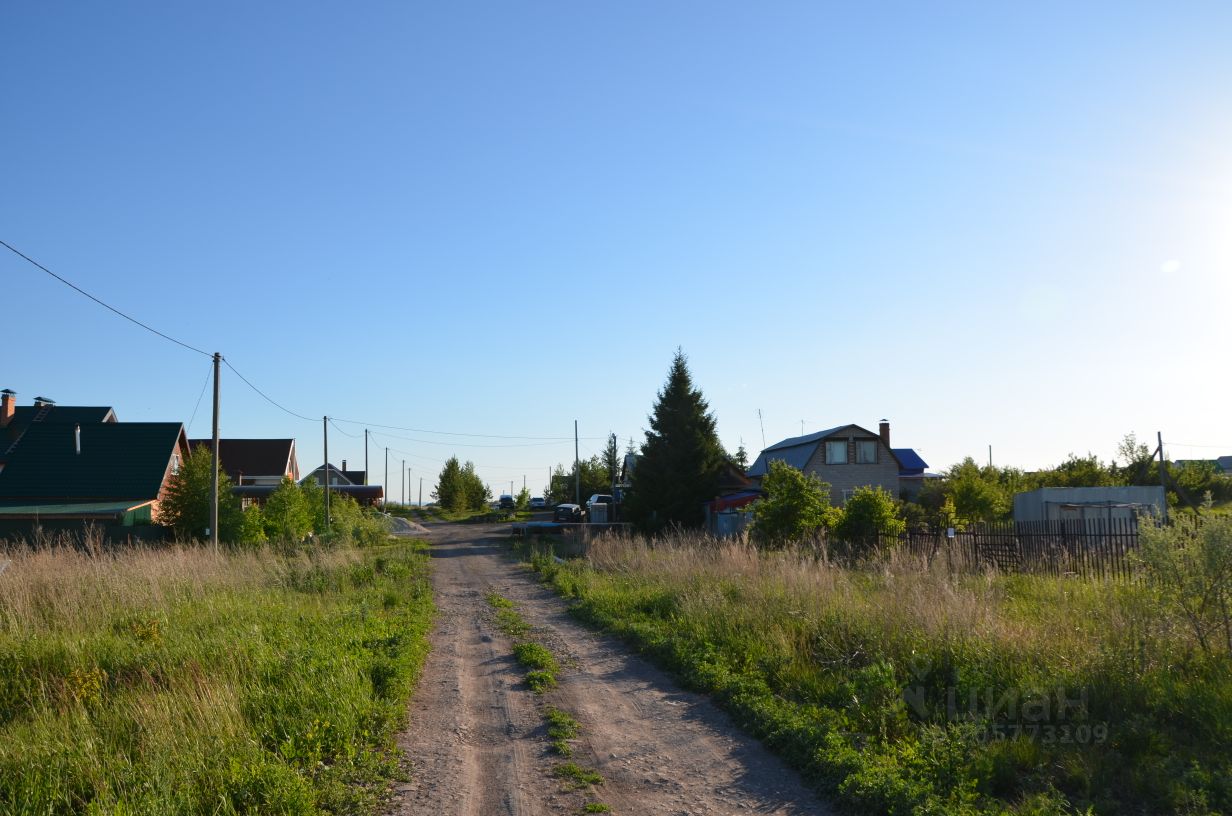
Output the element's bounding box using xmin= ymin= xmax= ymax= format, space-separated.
xmin=625 ymin=350 xmax=726 ymax=532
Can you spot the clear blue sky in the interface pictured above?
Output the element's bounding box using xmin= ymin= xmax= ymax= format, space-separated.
xmin=3 ymin=2 xmax=1230 ymax=499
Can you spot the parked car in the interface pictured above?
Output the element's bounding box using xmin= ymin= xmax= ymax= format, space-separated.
xmin=586 ymin=494 xmax=614 ymax=510
xmin=529 ymin=497 xmax=546 ymax=509
xmin=498 ymin=494 xmax=515 ymax=510
xmin=553 ymin=503 xmax=585 ymax=523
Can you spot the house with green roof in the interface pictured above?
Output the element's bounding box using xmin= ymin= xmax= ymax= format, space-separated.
xmin=0 ymin=390 xmax=189 ymax=539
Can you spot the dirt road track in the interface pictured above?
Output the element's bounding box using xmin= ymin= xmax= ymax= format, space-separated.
xmin=389 ymin=523 xmax=832 ymax=816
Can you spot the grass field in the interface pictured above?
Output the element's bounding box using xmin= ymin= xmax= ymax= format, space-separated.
xmin=522 ymin=534 xmax=1232 ymax=815
xmin=0 ymin=539 xmax=434 ymax=815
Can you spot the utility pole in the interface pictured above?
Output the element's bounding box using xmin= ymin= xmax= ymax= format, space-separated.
xmin=385 ymin=447 xmax=389 ymax=508
xmin=801 ymin=419 xmax=805 ymax=436
xmin=523 ymin=474 xmax=526 ymax=491
xmin=1158 ymin=431 xmax=1169 ymax=522
xmin=364 ymin=429 xmax=369 ymax=485
xmin=210 ymin=352 xmax=221 ymax=547
xmin=418 ymin=476 xmax=423 ymax=508
xmin=989 ymin=445 xmax=993 ymax=469
xmin=402 ymin=459 xmax=406 ymax=506
xmin=323 ymin=416 xmax=330 ymax=529
xmin=574 ymin=420 xmax=580 ymax=505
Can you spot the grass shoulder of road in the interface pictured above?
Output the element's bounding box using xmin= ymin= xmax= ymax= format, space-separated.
xmin=514 ymin=534 xmax=1232 ymax=816
xmin=0 ymin=539 xmax=434 ymax=815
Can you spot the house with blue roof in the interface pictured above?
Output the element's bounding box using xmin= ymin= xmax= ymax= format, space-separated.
xmin=747 ymin=420 xmax=936 ymax=504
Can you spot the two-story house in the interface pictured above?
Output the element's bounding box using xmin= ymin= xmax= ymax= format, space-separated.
xmin=747 ymin=421 xmax=902 ymax=505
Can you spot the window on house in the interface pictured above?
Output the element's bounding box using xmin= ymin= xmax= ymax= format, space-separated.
xmin=170 ymin=454 xmax=181 ymax=475
xmin=856 ymin=440 xmax=877 ymax=464
xmin=825 ymin=440 xmax=848 ymax=464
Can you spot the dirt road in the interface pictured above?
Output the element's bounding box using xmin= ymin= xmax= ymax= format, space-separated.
xmin=389 ymin=523 xmax=832 ymax=816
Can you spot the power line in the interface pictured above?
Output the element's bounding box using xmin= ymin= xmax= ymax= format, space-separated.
xmin=328 ymin=418 xmax=361 ymax=438
xmin=3 ymin=239 xmax=615 ymax=447
xmin=330 ymin=415 xmax=604 ymax=441
xmin=1166 ymin=441 xmax=1232 ymax=450
xmin=1 ymin=238 xmax=212 ymax=357
xmin=222 ymin=359 xmax=317 ymax=422
xmin=185 ymin=359 xmax=214 ymax=435
xmin=362 ymin=427 xmax=571 ymax=449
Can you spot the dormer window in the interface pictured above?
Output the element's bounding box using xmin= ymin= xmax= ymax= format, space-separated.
xmin=825 ymin=440 xmax=848 ymax=464
xmin=856 ymin=440 xmax=878 ymax=464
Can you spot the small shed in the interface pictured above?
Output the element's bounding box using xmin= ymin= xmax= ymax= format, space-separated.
xmin=1012 ymin=486 xmax=1166 ymax=523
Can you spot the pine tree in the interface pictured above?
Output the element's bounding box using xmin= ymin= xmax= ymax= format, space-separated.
xmin=625 ymin=350 xmax=726 ymax=532
xmin=734 ymin=440 xmax=749 ymax=469
xmin=602 ymin=433 xmax=620 ymax=489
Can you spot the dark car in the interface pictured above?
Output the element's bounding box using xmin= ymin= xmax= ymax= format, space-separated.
xmin=498 ymin=494 xmax=515 ymax=510
xmin=553 ymin=503 xmax=585 ymax=523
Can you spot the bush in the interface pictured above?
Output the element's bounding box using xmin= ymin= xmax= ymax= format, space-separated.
xmin=751 ymin=460 xmax=837 ymax=548
xmin=1136 ymin=509 xmax=1232 ymax=656
xmin=832 ymin=486 xmax=905 ymax=557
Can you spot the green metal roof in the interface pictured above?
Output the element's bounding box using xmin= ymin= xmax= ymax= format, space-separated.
xmin=0 ymin=422 xmax=183 ymax=501
xmin=0 ymin=500 xmax=152 ymax=517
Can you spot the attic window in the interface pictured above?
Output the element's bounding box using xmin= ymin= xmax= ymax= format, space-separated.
xmin=856 ymin=440 xmax=878 ymax=464
xmin=825 ymin=440 xmax=848 ymax=464
xmin=171 ymin=454 xmax=181 ymax=475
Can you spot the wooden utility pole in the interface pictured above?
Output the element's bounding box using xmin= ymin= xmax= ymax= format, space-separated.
xmin=418 ymin=476 xmax=423 ymax=508
xmin=364 ymin=429 xmax=369 ymax=485
xmin=574 ymin=420 xmax=580 ymax=505
xmin=323 ymin=416 xmax=330 ymax=529
xmin=1158 ymin=431 xmax=1169 ymax=522
xmin=402 ymin=459 xmax=406 ymax=506
xmin=385 ymin=447 xmax=389 ymax=508
xmin=210 ymin=352 xmax=221 ymax=547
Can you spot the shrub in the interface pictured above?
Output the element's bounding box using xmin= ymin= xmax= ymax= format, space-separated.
xmin=750 ymin=460 xmax=838 ymax=548
xmin=832 ymin=486 xmax=905 ymax=557
xmin=1135 ymin=509 xmax=1232 ymax=656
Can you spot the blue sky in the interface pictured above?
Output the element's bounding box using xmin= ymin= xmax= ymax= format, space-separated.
xmin=3 ymin=2 xmax=1230 ymax=499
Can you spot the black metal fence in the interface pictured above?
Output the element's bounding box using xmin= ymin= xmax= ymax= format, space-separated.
xmin=892 ymin=518 xmax=1141 ymax=579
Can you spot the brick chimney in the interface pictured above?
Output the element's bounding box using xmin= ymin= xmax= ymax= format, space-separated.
xmin=0 ymin=389 xmax=14 ymax=428
xmin=879 ymin=419 xmax=890 ymax=448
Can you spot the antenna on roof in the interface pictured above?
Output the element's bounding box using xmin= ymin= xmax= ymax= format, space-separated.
xmin=757 ymin=409 xmax=766 ymax=450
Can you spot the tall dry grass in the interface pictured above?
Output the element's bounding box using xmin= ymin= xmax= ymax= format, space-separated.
xmin=0 ymin=537 xmax=359 ymax=636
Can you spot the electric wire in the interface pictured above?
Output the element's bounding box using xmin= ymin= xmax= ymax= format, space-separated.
xmin=328 ymin=418 xmax=361 ymax=439
xmin=221 ymin=359 xmax=317 ymax=422
xmin=330 ymin=415 xmax=604 ymax=441
xmin=3 ymin=237 xmax=613 ymax=449
xmin=185 ymin=359 xmax=214 ymax=436
xmin=1 ymin=238 xmax=213 ymax=357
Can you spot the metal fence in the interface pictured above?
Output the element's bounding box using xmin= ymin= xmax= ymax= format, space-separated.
xmin=893 ymin=518 xmax=1141 ymax=579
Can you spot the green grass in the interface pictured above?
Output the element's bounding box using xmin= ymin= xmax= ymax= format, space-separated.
xmin=545 ymin=706 xmax=580 ymax=755
xmin=0 ymin=540 xmax=435 ymax=815
xmin=521 ymin=535 xmax=1232 ymax=816
xmin=554 ymin=762 xmax=603 ymax=789
xmin=525 ymin=669 xmax=558 ymax=694
xmin=581 ymin=802 xmax=611 ymax=812
xmin=513 ymin=641 xmax=559 ymax=673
